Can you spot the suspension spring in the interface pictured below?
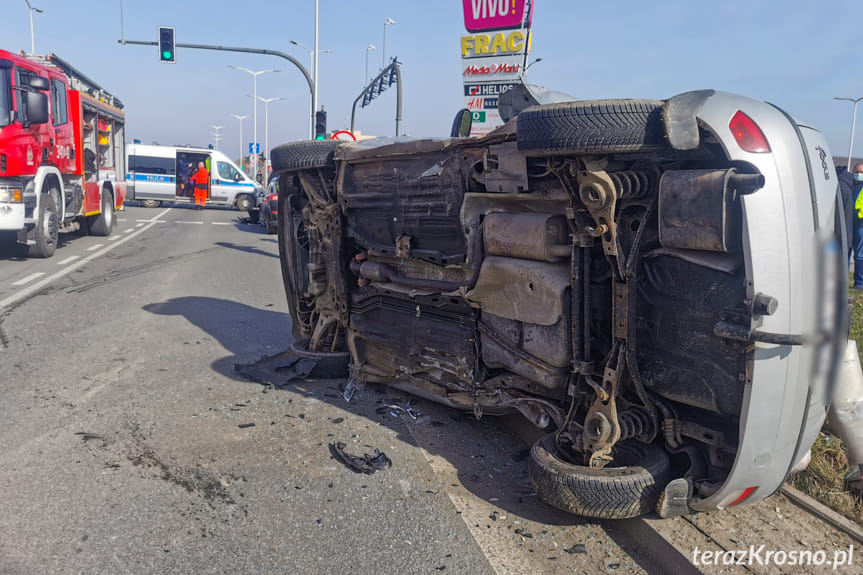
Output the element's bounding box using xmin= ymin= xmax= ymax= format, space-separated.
xmin=608 ymin=169 xmax=655 ymax=200
xmin=618 ymin=409 xmax=657 ymax=442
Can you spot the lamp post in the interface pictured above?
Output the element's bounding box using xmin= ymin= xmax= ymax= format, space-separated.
xmin=257 ymin=96 xmax=284 ymax=171
xmin=290 ymin=40 xmax=331 ymax=140
xmin=210 ymin=125 xmax=223 ymax=151
xmin=382 ymin=18 xmax=395 ymax=70
xmin=24 ymin=0 xmax=43 ymax=55
xmin=229 ymin=66 xmax=280 ymax=179
xmin=836 ymin=96 xmax=863 ymax=169
xmin=230 ymin=113 xmax=247 ymax=169
xmin=365 ymin=44 xmax=376 ymax=85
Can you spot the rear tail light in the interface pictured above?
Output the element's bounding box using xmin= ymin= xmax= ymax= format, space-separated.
xmin=729 ymin=111 xmax=771 ymax=153
xmin=725 ymin=486 xmax=757 ymax=507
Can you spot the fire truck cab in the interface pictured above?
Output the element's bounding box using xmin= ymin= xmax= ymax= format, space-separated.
xmin=0 ymin=50 xmax=126 ymax=257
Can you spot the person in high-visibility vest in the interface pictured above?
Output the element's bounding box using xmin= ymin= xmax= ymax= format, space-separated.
xmin=852 ymin=163 xmax=863 ymax=289
xmin=192 ymin=161 xmax=209 ymax=210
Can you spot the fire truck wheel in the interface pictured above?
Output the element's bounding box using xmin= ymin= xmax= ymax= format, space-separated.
xmin=25 ymin=189 xmax=59 ymax=258
xmin=88 ymin=191 xmax=115 ymax=236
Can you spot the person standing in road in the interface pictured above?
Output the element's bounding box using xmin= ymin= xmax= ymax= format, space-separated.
xmin=852 ymin=163 xmax=863 ymax=288
xmin=192 ymin=161 xmax=209 ymax=210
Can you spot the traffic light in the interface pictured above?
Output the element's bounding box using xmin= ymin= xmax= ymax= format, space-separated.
xmin=315 ymin=109 xmax=327 ymax=140
xmin=158 ymin=26 xmax=175 ymax=63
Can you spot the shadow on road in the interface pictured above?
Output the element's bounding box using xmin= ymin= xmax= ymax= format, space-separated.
xmin=141 ymin=295 xmax=631 ymax=536
xmin=214 ymin=241 xmax=279 ymax=259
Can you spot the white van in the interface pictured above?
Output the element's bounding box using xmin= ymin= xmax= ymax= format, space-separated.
xmin=126 ymin=144 xmax=262 ymax=211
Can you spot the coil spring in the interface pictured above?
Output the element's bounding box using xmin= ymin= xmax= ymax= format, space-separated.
xmin=608 ymin=169 xmax=655 ymax=200
xmin=618 ymin=409 xmax=657 ymax=442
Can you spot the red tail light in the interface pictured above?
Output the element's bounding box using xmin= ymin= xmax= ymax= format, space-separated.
xmin=727 ymin=486 xmax=757 ymax=507
xmin=729 ymin=111 xmax=770 ymax=153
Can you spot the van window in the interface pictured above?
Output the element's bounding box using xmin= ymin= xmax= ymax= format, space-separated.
xmin=129 ymin=154 xmax=176 ymax=175
xmin=50 ymin=78 xmax=68 ymax=126
xmin=0 ymin=61 xmax=10 ymax=128
xmin=217 ymin=161 xmax=242 ymax=181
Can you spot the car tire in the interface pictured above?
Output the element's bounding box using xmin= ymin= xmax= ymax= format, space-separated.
xmin=289 ymin=339 xmax=349 ymax=379
xmin=278 ymin=192 xmax=313 ymax=341
xmin=87 ymin=190 xmax=114 ymax=236
xmin=271 ymin=140 xmax=340 ymax=172
xmin=25 ymin=188 xmax=60 ymax=258
xmin=141 ymin=199 xmax=161 ymax=208
xmin=236 ymin=194 xmax=254 ymax=213
xmin=266 ymin=216 xmax=276 ymax=234
xmin=516 ymin=99 xmax=667 ymax=155
xmin=528 ymin=434 xmax=672 ymax=519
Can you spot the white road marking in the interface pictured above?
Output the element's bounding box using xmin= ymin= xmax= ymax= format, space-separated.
xmin=135 ymin=223 xmax=144 ymax=227
xmin=212 ymin=222 xmax=231 ymax=226
xmin=56 ymin=256 xmax=80 ymax=265
xmin=12 ymin=273 xmax=45 ymax=286
xmin=109 ymin=236 xmax=121 ymax=241
xmin=86 ymin=244 xmax=104 ymax=251
xmin=125 ymin=229 xmax=134 ymax=234
xmin=175 ymin=221 xmax=204 ymax=225
xmin=136 ymin=219 xmax=166 ymax=223
xmin=118 ymin=218 xmax=127 ymax=222
xmin=0 ymin=207 xmax=173 ymax=310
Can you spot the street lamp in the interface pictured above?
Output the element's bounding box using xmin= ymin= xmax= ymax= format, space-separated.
xmin=835 ymin=96 xmax=863 ymax=170
xmin=210 ymin=125 xmax=223 ymax=151
xmin=229 ymin=65 xmax=280 ymax=179
xmin=365 ymin=44 xmax=376 ymax=86
xmin=257 ymin=96 xmax=284 ymax=171
xmin=230 ymin=113 xmax=247 ymax=168
xmin=382 ymin=18 xmax=395 ymax=70
xmin=24 ymin=0 xmax=43 ymax=55
xmin=290 ymin=40 xmax=331 ymax=139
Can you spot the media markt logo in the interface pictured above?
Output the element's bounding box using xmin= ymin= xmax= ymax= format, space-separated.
xmin=463 ymin=63 xmax=521 ymax=76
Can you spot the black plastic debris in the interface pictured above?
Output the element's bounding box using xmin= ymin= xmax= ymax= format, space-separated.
xmin=564 ymin=544 xmax=587 ymax=555
xmin=328 ymin=442 xmax=392 ymax=474
xmin=514 ymin=528 xmax=533 ymax=538
xmin=238 ymin=423 xmax=256 ymax=429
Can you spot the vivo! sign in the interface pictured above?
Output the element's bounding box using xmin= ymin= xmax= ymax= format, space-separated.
xmin=463 ymin=0 xmax=529 ymax=32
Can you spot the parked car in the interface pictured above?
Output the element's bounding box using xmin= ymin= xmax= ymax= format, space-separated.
xmin=270 ymin=88 xmax=848 ymax=519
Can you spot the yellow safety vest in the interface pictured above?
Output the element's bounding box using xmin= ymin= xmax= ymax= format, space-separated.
xmin=857 ymin=185 xmax=863 ymax=218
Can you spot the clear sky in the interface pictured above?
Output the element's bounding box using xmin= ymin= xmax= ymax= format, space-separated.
xmin=4 ymin=0 xmax=859 ymax=164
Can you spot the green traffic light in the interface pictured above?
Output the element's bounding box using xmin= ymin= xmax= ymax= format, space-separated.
xmin=315 ymin=135 xmax=326 ymax=140
xmin=162 ymin=51 xmax=172 ymax=59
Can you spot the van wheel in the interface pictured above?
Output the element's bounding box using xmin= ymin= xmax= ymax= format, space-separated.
xmin=528 ymin=434 xmax=672 ymax=519
xmin=25 ymin=188 xmax=60 ymax=258
xmin=88 ymin=191 xmax=115 ymax=236
xmin=236 ymin=195 xmax=254 ymax=212
xmin=141 ymin=199 xmax=161 ymax=208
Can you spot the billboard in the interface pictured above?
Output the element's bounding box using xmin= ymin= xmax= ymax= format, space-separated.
xmin=461 ymin=0 xmax=534 ymax=136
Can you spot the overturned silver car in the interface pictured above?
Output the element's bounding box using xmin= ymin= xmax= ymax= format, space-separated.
xmin=271 ymin=89 xmax=847 ymax=519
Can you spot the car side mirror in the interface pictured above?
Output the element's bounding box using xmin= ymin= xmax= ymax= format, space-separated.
xmin=234 ymin=173 xmax=241 ymax=182
xmin=450 ymin=108 xmax=472 ymax=138
xmin=29 ymin=76 xmax=49 ymax=91
xmin=25 ymin=92 xmax=49 ymax=124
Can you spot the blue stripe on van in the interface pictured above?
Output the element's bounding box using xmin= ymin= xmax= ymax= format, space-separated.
xmin=130 ymin=173 xmax=176 ymax=184
xmin=215 ymin=180 xmax=256 ymax=188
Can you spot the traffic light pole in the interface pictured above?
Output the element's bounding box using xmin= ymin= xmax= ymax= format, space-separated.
xmin=351 ymin=61 xmax=402 ymax=137
xmin=119 ymin=39 xmax=315 ymax=138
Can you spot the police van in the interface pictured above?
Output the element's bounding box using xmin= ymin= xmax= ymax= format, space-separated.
xmin=126 ymin=144 xmax=262 ymax=211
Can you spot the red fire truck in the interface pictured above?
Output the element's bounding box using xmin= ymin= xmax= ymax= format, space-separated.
xmin=0 ymin=50 xmax=126 ymax=257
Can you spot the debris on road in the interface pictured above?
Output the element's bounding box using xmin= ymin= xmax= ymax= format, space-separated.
xmin=328 ymin=442 xmax=392 ymax=475
xmin=238 ymin=423 xmax=256 ymax=429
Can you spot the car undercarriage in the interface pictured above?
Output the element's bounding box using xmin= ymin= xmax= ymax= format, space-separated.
xmin=272 ymin=93 xmax=845 ymax=519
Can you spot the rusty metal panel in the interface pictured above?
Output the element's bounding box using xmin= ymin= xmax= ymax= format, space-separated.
xmin=483 ymin=213 xmax=570 ymax=262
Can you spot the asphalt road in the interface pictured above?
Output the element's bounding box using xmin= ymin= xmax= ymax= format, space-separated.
xmin=0 ymin=204 xmax=650 ymax=575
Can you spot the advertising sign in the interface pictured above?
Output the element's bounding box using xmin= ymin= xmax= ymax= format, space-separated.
xmin=463 ymin=0 xmax=532 ymax=32
xmin=461 ymin=0 xmax=534 ymax=136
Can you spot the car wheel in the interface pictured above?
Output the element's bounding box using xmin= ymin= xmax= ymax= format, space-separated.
xmin=87 ymin=190 xmax=114 ymax=236
xmin=516 ymin=99 xmax=667 ymax=155
xmin=25 ymin=188 xmax=60 ymax=258
xmin=141 ymin=199 xmax=161 ymax=208
xmin=271 ymin=140 xmax=340 ymax=172
xmin=278 ymin=192 xmax=312 ymax=341
xmin=289 ymin=339 xmax=349 ymax=379
xmin=528 ymin=434 xmax=672 ymax=519
xmin=236 ymin=194 xmax=254 ymax=213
